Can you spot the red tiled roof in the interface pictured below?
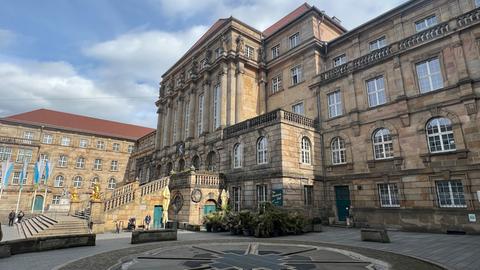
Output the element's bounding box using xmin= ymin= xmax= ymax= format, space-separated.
xmin=263 ymin=3 xmax=312 ymax=37
xmin=1 ymin=109 xmax=155 ymax=141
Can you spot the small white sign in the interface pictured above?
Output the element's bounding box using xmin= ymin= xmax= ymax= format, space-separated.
xmin=140 ymin=205 xmax=147 ymax=210
xmin=477 ymin=191 xmax=480 ymax=202
xmin=468 ymin=214 xmax=476 ymax=223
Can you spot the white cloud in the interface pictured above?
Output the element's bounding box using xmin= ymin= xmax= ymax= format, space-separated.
xmin=0 ymin=28 xmax=16 ymax=48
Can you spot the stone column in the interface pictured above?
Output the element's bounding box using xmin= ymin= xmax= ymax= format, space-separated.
xmin=176 ymin=97 xmax=184 ymax=143
xmin=163 ymin=103 xmax=171 ymax=148
xmin=202 ymin=80 xmax=211 ymax=134
xmin=258 ymin=69 xmax=267 ymax=115
xmin=227 ymin=62 xmax=236 ymax=126
xmin=155 ymin=107 xmax=163 ymax=150
xmin=188 ymin=88 xmax=196 ymax=139
xmin=90 ymin=200 xmax=105 ymax=234
xmin=235 ymin=61 xmax=245 ymax=123
xmin=220 ymin=65 xmax=228 ymax=128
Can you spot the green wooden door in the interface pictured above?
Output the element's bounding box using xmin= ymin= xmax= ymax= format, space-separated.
xmin=33 ymin=195 xmax=44 ymax=211
xmin=335 ymin=186 xmax=351 ymax=222
xmin=204 ymin=204 xmax=216 ymax=215
xmin=153 ymin=205 xmax=163 ymax=229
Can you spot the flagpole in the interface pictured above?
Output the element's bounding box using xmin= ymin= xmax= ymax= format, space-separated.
xmin=0 ymin=186 xmax=3 ymax=200
xmin=31 ymin=187 xmax=37 ymax=213
xmin=42 ymin=186 xmax=47 ymax=214
xmin=15 ymin=186 xmax=22 ymax=214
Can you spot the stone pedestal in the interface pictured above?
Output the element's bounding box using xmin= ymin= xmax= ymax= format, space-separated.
xmin=68 ymin=201 xmax=82 ymax=216
xmin=90 ymin=200 xmax=105 ymax=234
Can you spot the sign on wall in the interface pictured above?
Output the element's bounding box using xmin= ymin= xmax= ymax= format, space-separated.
xmin=271 ymin=189 xmax=283 ymax=206
xmin=468 ymin=214 xmax=477 ymax=223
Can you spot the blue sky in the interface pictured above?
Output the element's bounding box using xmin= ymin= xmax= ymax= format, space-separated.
xmin=0 ymin=0 xmax=406 ymax=128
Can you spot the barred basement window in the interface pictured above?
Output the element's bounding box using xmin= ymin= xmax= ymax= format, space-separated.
xmin=256 ymin=184 xmax=268 ymax=208
xmin=436 ymin=180 xmax=466 ymax=208
xmin=373 ymin=128 xmax=394 ymax=160
xmin=426 ymin=117 xmax=456 ymax=153
xmin=232 ymin=186 xmax=241 ymax=212
xmin=331 ymin=137 xmax=346 ymax=165
xmin=304 ymin=185 xmax=313 ymax=206
xmin=378 ymin=183 xmax=400 ymax=207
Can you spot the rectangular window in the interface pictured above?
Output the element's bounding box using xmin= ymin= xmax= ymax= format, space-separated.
xmin=256 ymin=184 xmax=268 ymax=208
xmin=172 ymin=107 xmax=177 ymax=142
xmin=112 ymin=143 xmax=120 ymax=151
xmin=271 ymin=45 xmax=280 ymax=59
xmin=94 ymin=159 xmax=102 ymax=170
xmin=61 ymin=137 xmax=70 ymax=146
xmin=16 ymin=148 xmax=33 ymax=163
xmin=40 ymin=154 xmax=49 ymax=163
xmin=415 ymin=15 xmax=437 ymax=32
xmin=232 ymin=186 xmax=241 ymax=212
xmin=198 ymin=94 xmax=204 ymax=136
xmin=184 ymin=99 xmax=190 ymax=138
xmin=111 ymin=160 xmax=119 ymax=171
xmin=42 ymin=134 xmax=53 ymax=144
xmin=245 ymin=45 xmax=254 ymax=59
xmin=23 ymin=131 xmax=34 ymax=140
xmin=128 ymin=145 xmax=134 ymax=153
xmin=378 ymin=183 xmax=400 ymax=207
xmin=96 ymin=141 xmax=105 ymax=150
xmin=0 ymin=146 xmax=12 ymax=161
xmin=366 ymin=76 xmax=386 ymax=107
xmin=213 ymin=84 xmax=221 ymax=129
xmin=304 ymin=185 xmax=313 ymax=206
xmin=292 ymin=102 xmax=305 ymax=115
xmin=327 ymin=90 xmax=343 ymax=118
xmin=291 ymin=65 xmax=302 ymax=85
xmin=416 ymin=58 xmax=443 ymax=93
xmin=289 ymin=32 xmax=300 ymax=48
xmin=12 ymin=171 xmax=27 ymax=185
xmin=58 ymin=155 xmax=67 ymax=167
xmin=436 ymin=180 xmax=466 ymax=208
xmin=369 ymin=36 xmax=387 ymax=51
xmin=52 ymin=195 xmax=61 ymax=205
xmin=333 ymin=54 xmax=347 ymax=67
xmin=215 ymin=48 xmax=222 ymax=59
xmin=79 ymin=139 xmax=88 ymax=148
xmin=271 ymin=75 xmax=282 ymax=94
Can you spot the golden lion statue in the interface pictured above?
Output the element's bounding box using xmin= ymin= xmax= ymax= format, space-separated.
xmin=91 ymin=183 xmax=101 ymax=201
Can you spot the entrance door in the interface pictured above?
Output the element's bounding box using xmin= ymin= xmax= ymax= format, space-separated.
xmin=204 ymin=204 xmax=216 ymax=215
xmin=33 ymin=195 xmax=44 ymax=211
xmin=334 ymin=186 xmax=351 ymax=222
xmin=153 ymin=205 xmax=163 ymax=229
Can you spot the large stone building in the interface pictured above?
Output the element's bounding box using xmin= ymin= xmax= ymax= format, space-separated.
xmin=0 ymin=109 xmax=154 ymax=219
xmin=122 ymin=0 xmax=480 ymax=234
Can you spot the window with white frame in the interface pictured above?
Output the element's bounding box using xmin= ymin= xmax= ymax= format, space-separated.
xmin=76 ymin=157 xmax=85 ymax=169
xmin=327 ymin=90 xmax=343 ymax=118
xmin=426 ymin=117 xmax=456 ymax=153
xmin=301 ymin=137 xmax=311 ymax=164
xmin=289 ymin=32 xmax=300 ymax=48
xmin=213 ymin=84 xmax=221 ymax=129
xmin=367 ymin=76 xmax=386 ymax=107
xmin=245 ymin=45 xmax=254 ymax=59
xmin=128 ymin=145 xmax=134 ymax=153
xmin=198 ymin=94 xmax=204 ymax=136
xmin=333 ymin=54 xmax=347 ymax=67
xmin=373 ymin=128 xmax=394 ymax=159
xmin=292 ymin=102 xmax=304 ymax=115
xmin=90 ymin=177 xmax=99 ymax=188
xmin=369 ymin=36 xmax=387 ymax=51
xmin=58 ymin=155 xmax=67 ymax=167
xmin=304 ymin=185 xmax=313 ymax=206
xmin=111 ymin=160 xmax=119 ymax=171
xmin=73 ymin=176 xmax=82 ymax=188
xmin=233 ymin=143 xmax=243 ymax=168
xmin=0 ymin=146 xmax=12 ymax=161
xmin=291 ymin=65 xmax=302 ymax=85
xmin=40 ymin=153 xmax=49 ymax=163
xmin=416 ymin=58 xmax=443 ymax=93
xmin=256 ymin=184 xmax=268 ymax=208
xmin=54 ymin=175 xmax=64 ymax=187
xmin=184 ymin=99 xmax=190 ymax=138
xmin=108 ymin=178 xmax=117 ymax=189
xmin=271 ymin=45 xmax=280 ymax=59
xmin=257 ymin=137 xmax=268 ymax=164
xmin=96 ymin=140 xmax=105 ymax=150
xmin=12 ymin=172 xmax=20 ymax=185
xmin=232 ymin=186 xmax=241 ymax=211
xmin=42 ymin=134 xmax=53 ymax=144
xmin=271 ymin=75 xmax=282 ymax=94
xmin=415 ymin=15 xmax=437 ymax=32
xmin=94 ymin=159 xmax=102 ymax=170
xmin=436 ymin=180 xmax=466 ymax=208
xmin=331 ymin=137 xmax=346 ymax=165
xmin=378 ymin=183 xmax=400 ymax=207
xmin=52 ymin=195 xmax=61 ymax=205
xmin=16 ymin=148 xmax=32 ymax=163
xmin=77 ymin=139 xmax=87 ymax=148
xmin=112 ymin=143 xmax=120 ymax=152
xmin=61 ymin=137 xmax=71 ymax=146
xmin=23 ymin=131 xmax=34 ymax=140
xmin=172 ymin=107 xmax=178 ymax=142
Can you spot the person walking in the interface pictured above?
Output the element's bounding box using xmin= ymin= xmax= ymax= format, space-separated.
xmin=144 ymin=214 xmax=151 ymax=230
xmin=17 ymin=211 xmax=25 ymax=223
xmin=8 ymin=210 xmax=15 ymax=226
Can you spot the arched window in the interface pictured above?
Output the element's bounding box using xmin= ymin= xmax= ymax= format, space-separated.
xmin=331 ymin=137 xmax=346 ymax=164
xmin=257 ymin=137 xmax=268 ymax=164
xmin=73 ymin=176 xmax=83 ymax=188
xmin=426 ymin=117 xmax=456 ymax=153
xmin=54 ymin=175 xmax=64 ymax=187
xmin=301 ymin=137 xmax=311 ymax=164
xmin=178 ymin=159 xmax=185 ymax=172
xmin=373 ymin=128 xmax=394 ymax=159
xmin=76 ymin=157 xmax=85 ymax=169
xmin=206 ymin=151 xmax=217 ymax=171
xmin=233 ymin=143 xmax=243 ymax=168
xmin=108 ymin=178 xmax=116 ymax=189
xmin=91 ymin=177 xmax=99 ymax=188
xmin=191 ymin=155 xmax=200 ymax=171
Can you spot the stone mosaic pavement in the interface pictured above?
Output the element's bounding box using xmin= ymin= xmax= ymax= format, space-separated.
xmin=0 ymin=227 xmax=478 ymax=270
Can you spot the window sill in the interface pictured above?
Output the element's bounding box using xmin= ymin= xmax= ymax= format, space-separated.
xmin=420 ymin=149 xmax=468 ymax=163
xmin=367 ymin=157 xmax=403 ymax=168
xmin=289 ymin=80 xmax=305 ymax=89
xmin=268 ymin=88 xmax=284 ymax=97
xmin=327 ymin=162 xmax=353 ymax=171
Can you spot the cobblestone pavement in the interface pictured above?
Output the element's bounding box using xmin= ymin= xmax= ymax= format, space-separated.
xmin=0 ymin=227 xmax=478 ymax=270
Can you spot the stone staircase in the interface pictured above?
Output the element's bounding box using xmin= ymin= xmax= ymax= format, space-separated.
xmin=17 ymin=214 xmax=57 ymax=238
xmin=17 ymin=214 xmax=89 ymax=238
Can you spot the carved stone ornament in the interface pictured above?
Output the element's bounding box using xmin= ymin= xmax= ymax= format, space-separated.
xmin=236 ymin=35 xmax=244 ymax=54
xmin=191 ymin=188 xmax=202 ymax=203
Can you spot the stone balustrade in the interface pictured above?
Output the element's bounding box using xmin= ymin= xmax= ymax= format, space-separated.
xmin=398 ymin=22 xmax=449 ymax=50
xmin=457 ymin=7 xmax=480 ymax=27
xmin=0 ymin=136 xmax=40 ymax=146
xmin=193 ymin=172 xmax=221 ymax=187
xmin=103 ymin=191 xmax=135 ymax=211
xmin=140 ymin=177 xmax=169 ymax=196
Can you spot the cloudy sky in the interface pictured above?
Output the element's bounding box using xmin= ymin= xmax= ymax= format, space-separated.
xmin=0 ymin=0 xmax=406 ymax=128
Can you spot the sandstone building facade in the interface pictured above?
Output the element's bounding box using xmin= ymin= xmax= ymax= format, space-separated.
xmin=0 ymin=109 xmax=154 ymax=218
xmin=125 ymin=0 xmax=480 ymax=234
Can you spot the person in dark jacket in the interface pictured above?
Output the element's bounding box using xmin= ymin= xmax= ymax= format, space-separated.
xmin=8 ymin=210 xmax=15 ymax=226
xmin=144 ymin=214 xmax=151 ymax=230
xmin=17 ymin=211 xmax=25 ymax=223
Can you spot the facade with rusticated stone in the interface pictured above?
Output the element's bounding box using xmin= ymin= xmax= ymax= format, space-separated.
xmin=131 ymin=0 xmax=480 ymax=233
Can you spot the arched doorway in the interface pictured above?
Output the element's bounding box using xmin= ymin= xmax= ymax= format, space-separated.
xmin=191 ymin=155 xmax=200 ymax=171
xmin=178 ymin=159 xmax=185 ymax=172
xmin=33 ymin=195 xmax=44 ymax=211
xmin=204 ymin=199 xmax=217 ymax=215
xmin=206 ymin=151 xmax=217 ymax=172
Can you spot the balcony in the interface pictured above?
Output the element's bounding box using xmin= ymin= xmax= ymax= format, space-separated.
xmin=0 ymin=136 xmax=40 ymax=146
xmin=170 ymin=170 xmax=222 ymax=189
